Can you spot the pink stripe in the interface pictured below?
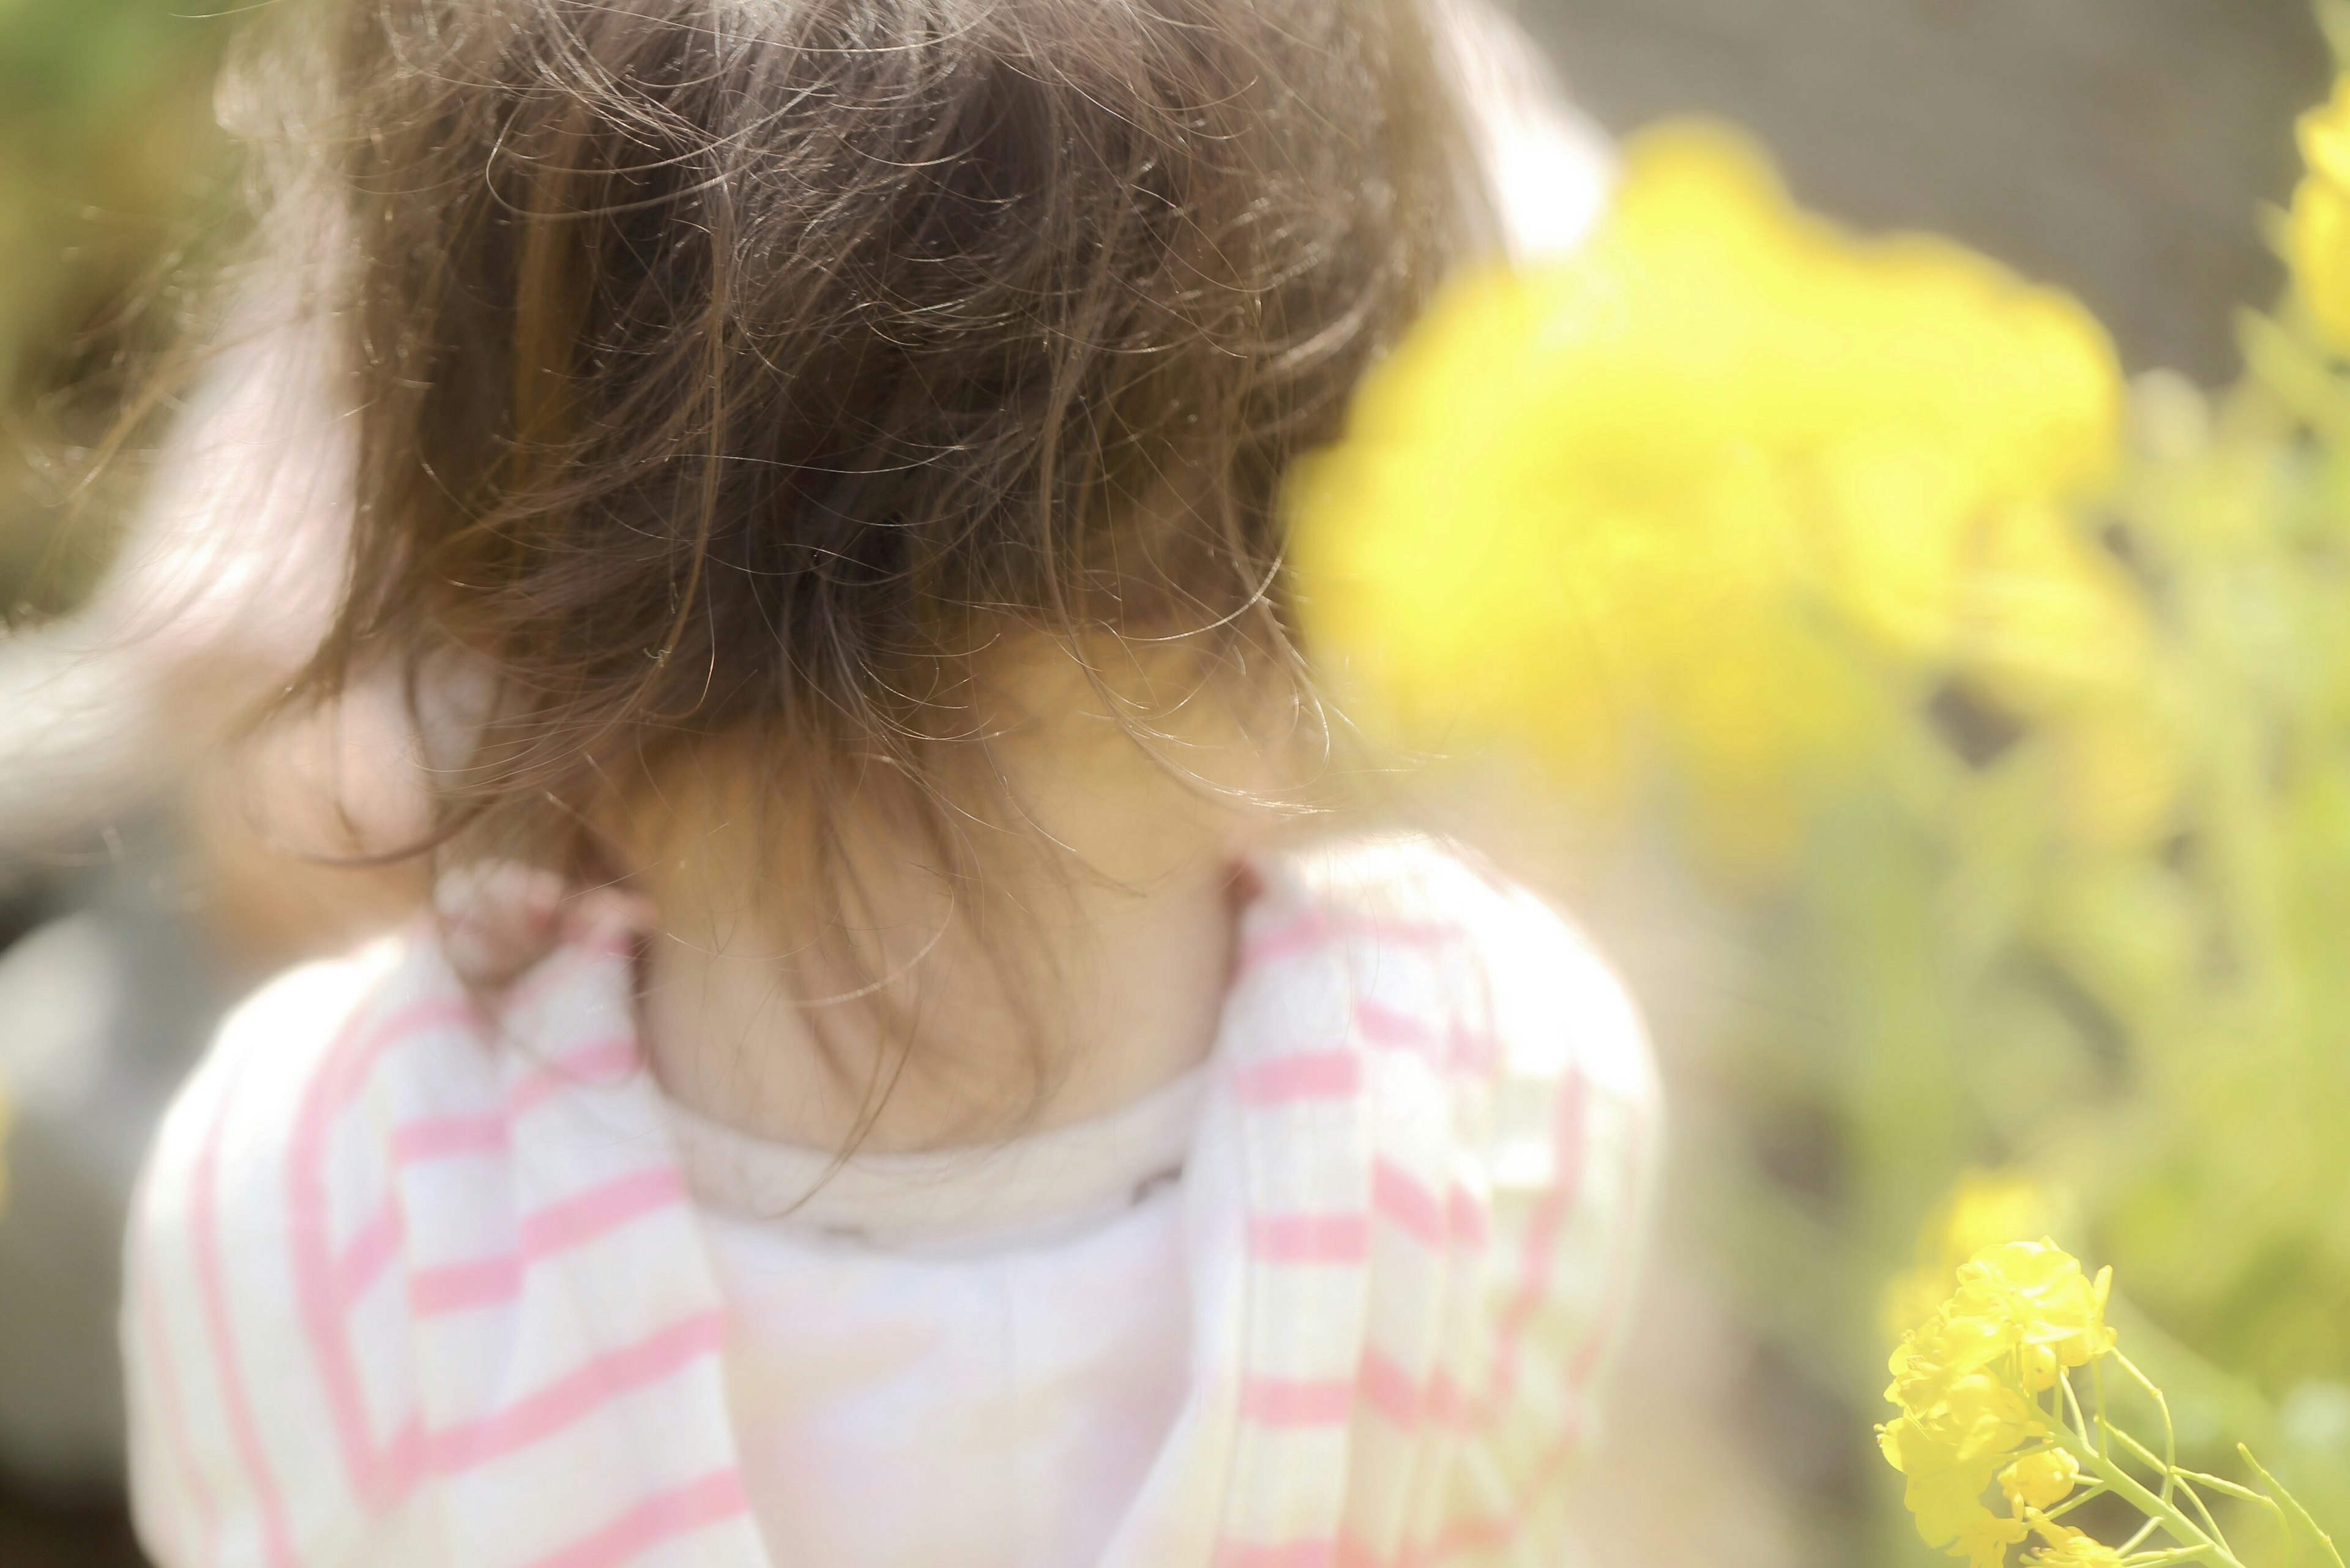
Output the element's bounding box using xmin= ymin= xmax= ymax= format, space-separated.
xmin=1354 ymin=999 xmax=1436 ymax=1051
xmin=1444 ymin=1021 xmax=1500 ymax=1077
xmin=410 ymin=1168 xmax=688 ymax=1318
xmin=1370 ymin=1160 xmax=1446 ymax=1248
xmin=509 ymin=1036 xmax=640 ymax=1117
xmin=1217 ymin=1542 xmax=1338 ymax=1568
xmin=390 ymin=1036 xmax=642 ymax=1170
xmin=136 ymin=1266 xmax=219 ymax=1568
xmin=1239 ymin=912 xmax=1457 ymax=972
xmin=1357 ymin=1348 xmax=1423 ymax=1427
xmin=427 ymin=1310 xmax=726 ymax=1474
xmin=1233 ymin=1050 xmax=1360 ymax=1105
xmin=1237 ymin=909 xmax=1332 ymax=969
xmin=1356 ymin=998 xmax=1498 ymax=1079
xmin=408 ymin=1256 xmax=520 ymax=1316
xmin=1445 ymin=1185 xmax=1491 ymax=1250
xmin=521 ymin=1168 xmax=685 ymax=1252
xmin=1482 ymin=1067 xmax=1588 ymax=1416
xmin=1428 ymin=1512 xmax=1518 ymax=1561
xmin=499 ymin=933 xmax=636 ymax=1014
xmin=289 ymin=997 xmax=482 ymax=1506
xmin=525 ymin=1471 xmax=748 ymax=1568
xmin=1240 ymin=1376 xmax=1356 ymax=1426
xmin=376 ymin=1417 xmax=425 ymax=1498
xmin=334 ymin=1197 xmax=406 ymax=1298
xmin=282 ymin=957 xmax=665 ymax=1508
xmin=1420 ymin=1432 xmax=1581 ymax=1564
xmin=389 ymin=1037 xmax=638 ymax=1170
xmin=1220 ymin=1540 xmax=1408 ymax=1568
xmin=1246 ymin=1212 xmax=1369 ymax=1263
xmin=1425 ymin=1368 xmax=1466 ymax=1425
xmin=192 ymin=1078 xmax=302 ymax=1568
xmin=392 ymin=1114 xmax=508 ymax=1164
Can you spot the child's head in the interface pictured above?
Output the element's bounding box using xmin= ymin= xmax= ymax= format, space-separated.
xmin=246 ymin=0 xmax=1480 ymax=876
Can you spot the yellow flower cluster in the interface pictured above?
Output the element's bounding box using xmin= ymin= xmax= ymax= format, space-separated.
xmin=1286 ymin=123 xmax=2129 ymax=861
xmin=2289 ymin=74 xmax=2350 ymax=353
xmin=1878 ymin=1241 xmax=2114 ymax=1567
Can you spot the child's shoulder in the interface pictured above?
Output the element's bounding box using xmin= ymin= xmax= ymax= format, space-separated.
xmin=131 ymin=923 xmax=488 ymax=1271
xmin=122 ymin=929 xmax=454 ymax=1558
xmin=1267 ymin=832 xmax=1655 ymax=1103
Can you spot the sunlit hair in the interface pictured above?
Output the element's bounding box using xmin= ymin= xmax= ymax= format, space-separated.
xmin=216 ymin=0 xmax=1480 ymax=879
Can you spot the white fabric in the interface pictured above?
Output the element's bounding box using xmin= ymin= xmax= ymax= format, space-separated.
xmin=667 ymin=1065 xmax=1205 ymax=1252
xmin=708 ymin=1187 xmax=1190 ymax=1568
xmin=124 ymin=835 xmax=1660 ymax=1568
xmin=679 ymin=1065 xmax=1205 ymax=1568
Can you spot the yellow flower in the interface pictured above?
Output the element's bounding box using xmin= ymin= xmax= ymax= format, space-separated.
xmin=1889 ymin=1241 xmax=2114 ymax=1408
xmin=1958 ymin=1242 xmax=2116 ymax=1390
xmin=1952 ymin=1509 xmax=2034 ymax=1568
xmin=1882 ymin=1242 xmax=2114 ymax=1564
xmin=2000 ymin=1448 xmax=2080 ymax=1514
xmin=1286 ymin=120 xmax=2121 ymax=861
xmin=1879 ymin=1363 xmax=2044 ymax=1562
xmin=1878 ymin=1409 xmax=2011 ymax=1556
xmin=1888 ymin=1250 xmax=2330 ymax=1568
xmin=2020 ymin=1515 xmax=2126 ymax=1567
xmin=2289 ymin=74 xmax=2350 ymax=353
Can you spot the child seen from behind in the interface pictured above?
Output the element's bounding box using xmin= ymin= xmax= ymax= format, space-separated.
xmin=123 ymin=0 xmax=1657 ymax=1563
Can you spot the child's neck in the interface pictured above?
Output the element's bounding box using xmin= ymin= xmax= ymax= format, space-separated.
xmin=621 ymin=640 xmax=1275 ymax=1153
xmin=636 ymin=847 xmax=1240 ymax=1153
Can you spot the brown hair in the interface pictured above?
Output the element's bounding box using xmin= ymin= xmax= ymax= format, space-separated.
xmin=222 ymin=0 xmax=1480 ymax=875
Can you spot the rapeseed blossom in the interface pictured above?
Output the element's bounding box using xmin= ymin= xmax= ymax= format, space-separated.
xmin=1999 ymin=1448 xmax=2079 ymax=1514
xmin=1879 ymin=1241 xmax=2113 ymax=1566
xmin=1882 ymin=1238 xmax=2338 ymax=1568
xmin=2289 ymin=74 xmax=2350 ymax=353
xmin=2019 ymin=1522 xmax=2125 ymax=1568
xmin=1287 ymin=123 xmax=2126 ymax=862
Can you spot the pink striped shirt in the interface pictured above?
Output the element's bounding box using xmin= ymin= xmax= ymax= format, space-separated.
xmin=122 ymin=835 xmax=1658 ymax=1568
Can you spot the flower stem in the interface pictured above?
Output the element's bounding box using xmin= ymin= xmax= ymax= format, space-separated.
xmin=2049 ymin=1424 xmax=2247 ymax=1568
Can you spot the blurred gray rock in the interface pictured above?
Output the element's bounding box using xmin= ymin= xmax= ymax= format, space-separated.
xmin=0 ymin=843 xmax=233 ymax=1491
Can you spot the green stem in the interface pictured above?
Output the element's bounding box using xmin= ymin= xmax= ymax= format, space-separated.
xmin=2173 ymin=1469 xmax=2267 ymax=1506
xmin=2113 ymin=1353 xmax=2180 ymax=1510
xmin=2048 ymin=1424 xmax=2247 ymax=1568
xmin=2101 ymin=1423 xmax=2235 ymax=1557
xmin=2238 ymin=1445 xmax=2348 ymax=1568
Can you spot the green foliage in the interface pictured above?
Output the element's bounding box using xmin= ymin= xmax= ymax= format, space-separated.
xmin=0 ymin=0 xmax=232 ymax=618
xmin=1699 ymin=326 xmax=2350 ymax=1562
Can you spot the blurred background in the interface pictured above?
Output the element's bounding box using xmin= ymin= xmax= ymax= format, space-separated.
xmin=0 ymin=1 xmax=2337 ymax=1564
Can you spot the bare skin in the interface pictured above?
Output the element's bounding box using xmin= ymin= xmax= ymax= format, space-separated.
xmin=616 ymin=633 xmax=1305 ymax=1153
